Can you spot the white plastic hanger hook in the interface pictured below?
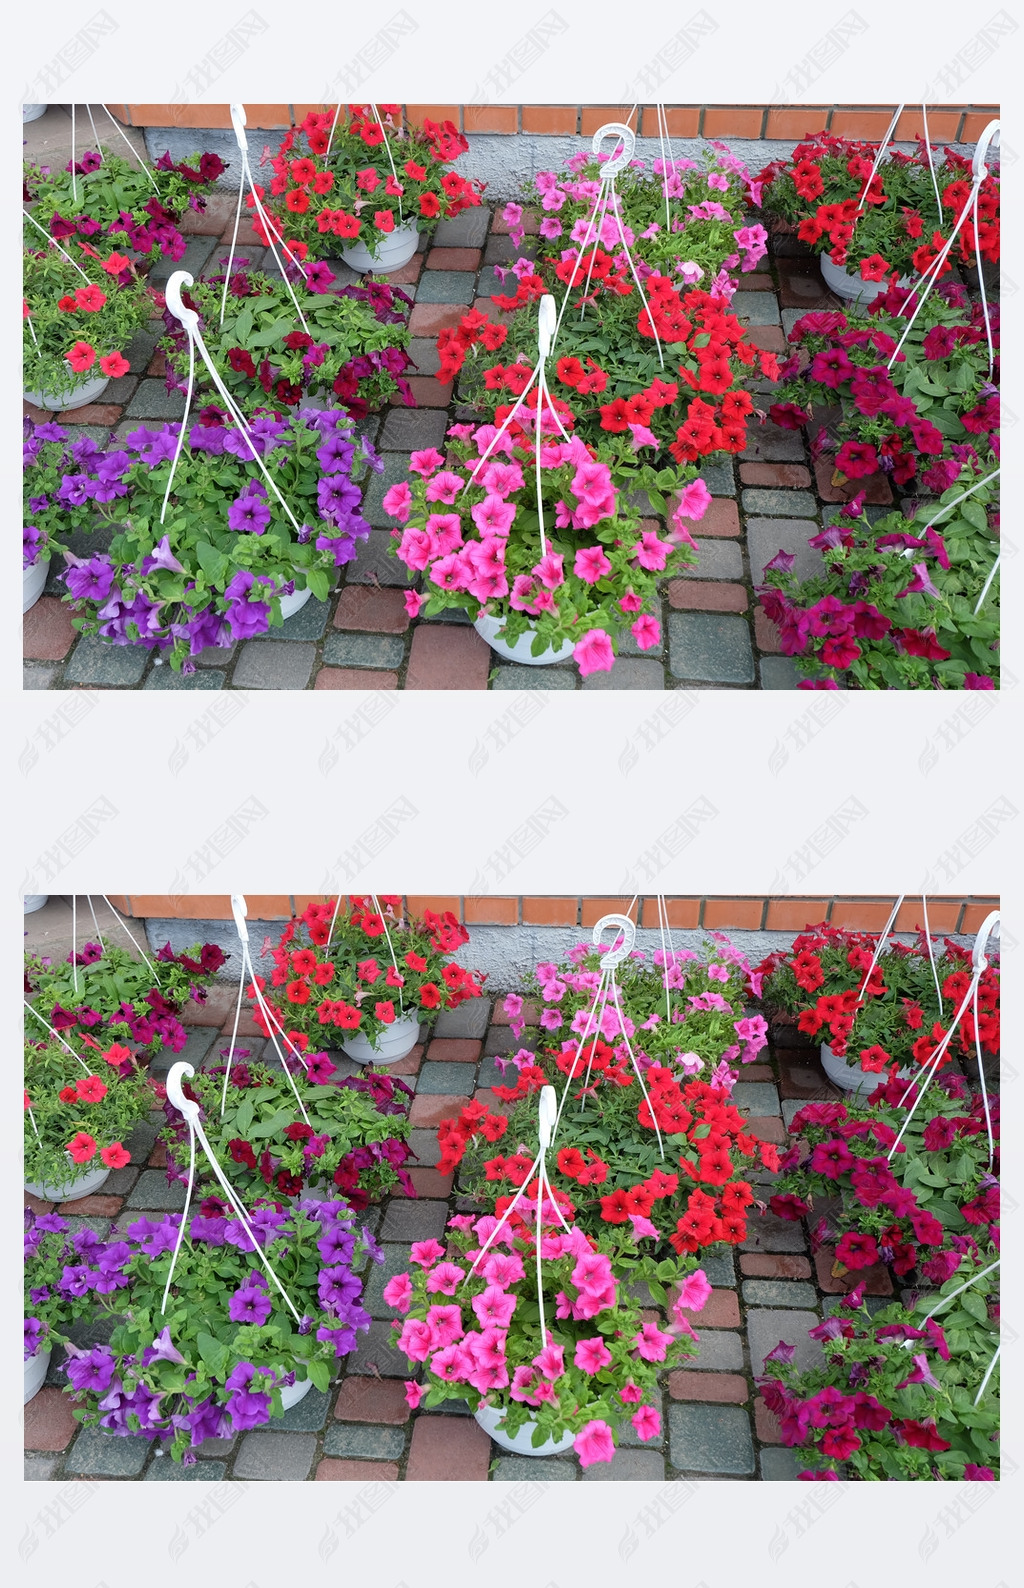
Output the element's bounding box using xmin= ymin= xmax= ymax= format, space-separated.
xmin=229 ymin=102 xmax=248 ymax=151
xmin=164 ymin=270 xmax=199 ymax=334
xmin=973 ymin=120 xmax=999 ymax=181
xmin=591 ymin=121 xmax=635 ymax=179
xmin=165 ymin=1060 xmax=200 ymax=1122
xmin=537 ymin=293 xmax=557 ymax=361
xmin=592 ymin=912 xmax=635 ymax=967
xmin=230 ymin=895 xmax=249 ymax=943
xmin=972 ymin=911 xmax=1000 ymax=972
xmin=537 ymin=1084 xmax=557 ymax=1151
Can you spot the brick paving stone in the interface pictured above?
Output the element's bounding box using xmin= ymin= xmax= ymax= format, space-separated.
xmin=582 ymin=658 xmax=665 ymax=690
xmin=667 ymin=579 xmax=748 ymax=612
xmin=415 ymin=1061 xmax=477 ymax=1096
xmin=745 ymin=1115 xmax=787 ymax=1144
xmin=745 ymin=324 xmax=786 ymax=352
xmin=671 ymin=495 xmax=740 ymax=538
xmin=233 ymin=1431 xmax=317 ymax=1479
xmin=406 ymin=1413 xmax=491 ymax=1479
xmin=667 ymin=1372 xmax=748 ymax=1404
xmin=759 ymin=657 xmax=802 ymax=690
xmin=433 ymin=210 xmax=491 ymax=247
xmin=149 ymin=1025 xmax=218 ymax=1073
xmin=434 ymin=1000 xmax=492 ymax=1039
xmin=746 ymin=519 xmax=824 ymax=585
xmin=754 ymin=610 xmax=781 ymax=653
xmin=379 ymin=407 xmax=450 ymax=452
xmin=697 ymin=460 xmax=736 ymax=495
xmin=124 ymin=1171 xmax=187 ymax=1210
xmin=149 ymin=236 xmax=218 ymax=283
xmin=746 ymin=1311 xmax=823 ymax=1377
xmin=753 ymin=1395 xmax=782 ymax=1442
xmin=732 ymin=292 xmax=781 ymax=325
xmin=742 ymin=1279 xmax=819 ymax=1307
xmin=145 ymin=668 xmax=226 ymax=690
xmin=57 ymin=1193 xmax=123 ymax=1217
xmin=333 ymin=1376 xmax=411 ymax=1424
xmin=426 ymin=246 xmax=482 ymax=271
xmin=322 ymin=632 xmax=405 ymax=669
xmin=742 ymin=488 xmax=818 ymax=517
xmin=393 ymin=376 xmax=453 ymax=407
xmin=740 ymin=1212 xmax=808 ymax=1254
xmin=732 ymin=1081 xmax=780 ymax=1115
xmin=346 ymin=1320 xmax=413 ymax=1378
xmin=491 ymin=666 xmax=576 ymax=689
xmin=741 ymin=423 xmax=806 ymax=463
xmin=415 ymin=271 xmax=475 ymax=304
xmin=408 ymin=301 xmax=466 ymax=337
xmin=668 ymin=1404 xmax=754 ymax=1475
xmin=582 ymin=1448 xmax=666 ymax=1480
xmin=671 ymin=1286 xmax=741 ymax=1329
xmin=315 ymin=668 xmax=399 ymax=689
xmin=388 ymin=1044 xmax=424 ymax=1076
xmin=409 ymin=1092 xmax=468 ymax=1128
xmin=25 ymin=1455 xmax=62 ymax=1479
xmin=333 ymin=585 xmax=411 ymax=633
xmin=323 ymin=1423 xmax=406 ymax=1460
xmin=407 ymin=1166 xmax=453 ymax=1197
xmin=24 ymin=663 xmax=62 ymax=688
xmin=378 ymin=1198 xmax=449 ymax=1242
xmin=316 ymin=1458 xmax=401 ymax=1480
xmin=778 ymin=1056 xmax=834 ymax=1099
xmin=616 ymin=1390 xmax=664 ymax=1447
xmin=740 ymin=1254 xmax=812 ymax=1279
xmin=426 ymin=1038 xmax=482 ymax=1063
xmin=688 ymin=538 xmax=743 ymax=579
xmin=274 ymin=1387 xmax=331 ymax=1432
xmin=252 ymin=597 xmax=331 ymax=643
xmin=408 ymin=336 xmax=442 ymax=375
xmin=145 ymin=1458 xmax=228 ymax=1480
xmin=63 ymin=1427 xmax=152 ymax=1476
xmin=24 ymin=598 xmax=78 ymax=661
xmin=814 ymin=1245 xmax=893 ymax=1296
xmin=699 ymin=1249 xmax=737 ymax=1287
xmin=405 ymin=624 xmax=491 ymax=689
xmin=823 ymin=1294 xmax=893 ymax=1319
xmin=24 ymin=1388 xmax=80 ymax=1451
xmin=667 ymin=613 xmax=754 ymax=685
xmin=740 ymin=462 xmax=812 ymax=489
xmin=492 ymin=1456 xmax=577 ymax=1480
xmin=813 ymin=456 xmax=893 ymax=504
xmin=775 ymin=262 xmax=838 ymax=309
xmin=408 ymin=1127 xmax=441 ymax=1167
xmin=123 ymin=380 xmax=187 ymax=420
xmin=63 ymin=637 xmax=149 ymax=686
xmin=760 ymin=1448 xmax=804 ymax=1480
xmin=231 ymin=641 xmax=315 ymax=689
xmin=361 ymin=454 xmax=418 ymax=526
xmin=668 ymin=1333 xmax=743 ymax=1375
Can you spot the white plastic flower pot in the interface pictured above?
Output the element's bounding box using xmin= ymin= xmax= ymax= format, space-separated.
xmin=278 ymin=1373 xmax=314 ymax=1412
xmin=819 ymin=1043 xmax=912 ymax=1100
xmin=340 ymin=220 xmax=419 ymax=274
xmin=24 ymin=1346 xmax=51 ymax=1404
xmin=277 ymin=586 xmax=312 ymax=621
xmin=23 ymin=894 xmax=49 ymax=913
xmin=474 ymin=1403 xmax=576 ymax=1456
xmin=23 ymin=104 xmax=48 ymax=122
xmin=24 ymin=1160 xmax=111 ymax=1202
xmin=24 ymin=373 xmax=110 ymax=412
xmin=24 ymin=556 xmax=49 ymax=614
xmin=819 ymin=254 xmax=912 ymax=308
xmin=339 ymin=1010 xmax=421 ymax=1065
xmin=473 ymin=612 xmax=576 ymax=666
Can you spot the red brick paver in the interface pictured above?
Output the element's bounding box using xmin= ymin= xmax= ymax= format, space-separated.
xmin=405 ymin=1414 xmax=491 ymax=1480
xmin=24 ymin=1389 xmax=81 ymax=1451
xmin=408 ymin=302 xmax=465 ymax=337
xmin=333 ymin=586 xmax=411 ymax=633
xmin=667 ymin=580 xmax=749 ymax=613
xmin=333 ymin=1377 xmax=411 ymax=1424
xmin=407 ymin=1167 xmax=454 ymax=1198
xmin=404 ymin=624 xmax=490 ymax=690
xmin=316 ymin=1460 xmax=401 ymax=1480
xmin=813 ymin=457 xmax=893 ymax=505
xmin=814 ymin=1245 xmax=894 ymax=1296
xmin=672 ymin=495 xmax=741 ymax=538
xmin=754 ymin=1396 xmax=783 ymax=1443
xmin=740 ymin=463 xmax=812 ymax=489
xmin=314 ymin=668 xmax=399 ymax=689
xmin=24 ymin=599 xmax=77 ymax=661
xmin=57 ymin=1194 xmax=123 ymax=1216
xmin=745 ymin=1115 xmax=787 ymax=1144
xmin=740 ymin=1254 xmax=813 ymax=1279
xmin=667 ymin=1371 xmax=749 ymax=1403
xmin=409 ymin=1092 xmax=469 ymax=1128
xmin=425 ymin=247 xmax=481 ymax=271
xmin=425 ymin=1039 xmax=481 ymax=1063
xmin=670 ymin=1286 xmax=741 ymax=1329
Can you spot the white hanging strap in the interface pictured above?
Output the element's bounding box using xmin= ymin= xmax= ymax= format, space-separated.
xmin=655 ymin=892 xmax=677 ymax=1029
xmin=100 ymin=895 xmax=161 ymax=983
xmin=970 ymin=911 xmax=999 ymax=1171
xmin=919 ymin=1257 xmax=999 ymax=1323
xmin=232 ymin=895 xmax=314 ymax=1128
xmin=656 ymin=103 xmax=672 ymax=236
xmin=100 ymin=104 xmax=160 ymax=191
xmin=369 ymin=893 xmax=405 ymax=1015
xmin=161 ymin=270 xmax=306 ymax=536
xmin=223 ymin=105 xmax=310 ymax=337
xmin=920 ymin=104 xmax=942 ymax=219
xmin=24 ymin=1001 xmax=96 ymax=1073
xmin=853 ymin=895 xmax=904 ymax=1010
xmin=163 ymin=1060 xmax=304 ymax=1324
xmin=85 ymin=103 xmax=101 ymax=158
xmin=464 ymin=1085 xmax=572 ymax=1349
xmin=369 ymin=104 xmax=404 ymax=223
xmin=855 ymin=104 xmax=904 ymax=214
xmin=85 ymin=895 xmax=107 ymax=957
xmin=971 ymin=122 xmax=999 ymax=381
xmin=325 ymin=103 xmax=344 ymax=158
xmin=23 ymin=210 xmax=92 ymax=281
xmin=461 ymin=294 xmax=570 ymax=563
xmin=973 ymin=549 xmax=1000 ymax=617
xmin=219 ymin=893 xmax=253 ymax=1118
xmin=71 ymin=104 xmax=77 ymax=206
xmin=973 ymin=1341 xmax=1000 ymax=1406
xmin=71 ymin=896 xmax=79 ymax=996
xmin=326 ymin=893 xmax=344 ymax=945
xmin=920 ymin=895 xmax=943 ymax=1016
xmin=25 ymin=312 xmax=38 ymax=346
xmin=551 ymin=122 xmax=664 ymax=370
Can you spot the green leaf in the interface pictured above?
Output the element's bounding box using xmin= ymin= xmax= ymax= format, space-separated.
xmin=196 ymin=1331 xmax=229 ymax=1378
xmin=195 ymin=541 xmax=228 ymax=584
xmin=307 ymin=1359 xmax=331 ymax=1392
xmin=306 ymin=570 xmax=330 ymax=603
xmin=961 ymin=1291 xmax=989 ymax=1323
xmin=961 ymin=500 xmax=989 ymax=532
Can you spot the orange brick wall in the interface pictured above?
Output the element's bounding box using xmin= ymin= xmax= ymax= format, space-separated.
xmin=107 ymin=896 xmax=997 ymax=934
xmin=113 ymin=105 xmax=997 ymax=143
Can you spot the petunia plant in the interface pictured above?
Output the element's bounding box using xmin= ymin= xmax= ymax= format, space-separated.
xmin=159 ymin=267 xmax=415 ymax=417
xmin=24 ymin=1036 xmax=155 ymax=1193
xmin=25 ymin=1209 xmax=118 ymax=1365
xmin=47 ymin=1198 xmax=377 ymax=1462
xmin=253 ymin=106 xmax=483 ymax=265
xmin=388 ymin=1197 xmax=703 ymax=1462
xmin=23 ymin=245 xmax=155 ymax=403
xmin=26 ymin=405 xmax=377 ymax=670
xmin=159 ymin=1053 xmax=415 ymax=1212
xmin=246 ymin=896 xmax=485 ymax=1054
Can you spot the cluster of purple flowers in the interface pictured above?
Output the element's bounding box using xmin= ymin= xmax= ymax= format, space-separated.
xmin=26 ymin=1200 xmax=375 ymax=1454
xmin=49 ymin=992 xmax=188 ymax=1056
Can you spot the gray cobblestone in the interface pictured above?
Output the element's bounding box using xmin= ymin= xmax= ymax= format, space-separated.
xmin=678 ymin=1331 xmax=743 ymax=1371
xmin=274 ymin=1386 xmax=331 ymax=1432
xmin=491 ymin=665 xmax=576 ymax=689
xmin=148 ymin=236 xmax=219 ymax=283
xmin=233 ymin=1430 xmax=317 ymax=1479
xmin=145 ymin=1457 xmax=228 ymax=1479
xmin=379 ymin=407 xmax=450 ymax=452
xmin=433 ymin=999 xmax=493 ymax=1039
xmin=144 ymin=667 xmax=226 ymax=689
xmin=760 ymin=657 xmax=803 ymax=690
xmin=231 ymin=641 xmax=316 ymax=689
xmin=742 ymin=488 xmax=818 ymax=517
xmin=408 ymin=1127 xmax=441 ymax=1166
xmin=731 ymin=1082 xmax=780 ymax=1114
xmin=408 ymin=337 xmax=441 ymax=375
xmin=362 ymin=1244 xmax=419 ymax=1319
xmin=254 ymin=596 xmax=331 ymax=642
xmin=125 ymin=1170 xmax=188 ymax=1210
xmin=346 ymin=1319 xmax=413 ymax=1378
xmin=581 ymin=1447 xmax=666 ymax=1480
xmin=667 ymin=612 xmax=755 ymax=686
xmin=63 ymin=638 xmax=149 ymax=687
xmin=746 ymin=518 xmax=825 ymax=585
xmin=582 ymin=658 xmax=665 ymax=690
xmin=323 ymin=1423 xmax=406 ymax=1460
xmin=741 ymin=423 xmax=806 ymax=463
xmin=323 ymin=631 xmax=406 ymax=669
xmin=746 ymin=1309 xmax=823 ymax=1376
xmin=668 ymin=1404 xmax=754 ymax=1474
xmin=697 ymin=459 xmax=736 ymax=496
xmin=415 ymin=1061 xmax=476 ymax=1095
xmin=492 ymin=1455 xmax=577 ymax=1479
xmin=63 ymin=1427 xmax=151 ymax=1476
xmin=689 ymin=538 xmax=744 ymax=579
xmin=346 ymin=529 xmax=416 ymax=586
xmin=742 ymin=1279 xmax=819 ymax=1307
xmin=433 ymin=210 xmax=490 ymax=247
xmin=415 ymin=270 xmax=476 ymax=304
xmin=123 ymin=380 xmax=187 ymax=421
xmin=740 ymin=1212 xmax=808 ymax=1254
xmin=378 ymin=1199 xmax=449 ymax=1242
xmin=732 ymin=292 xmax=781 ymax=325
xmin=759 ymin=1447 xmax=803 ymax=1480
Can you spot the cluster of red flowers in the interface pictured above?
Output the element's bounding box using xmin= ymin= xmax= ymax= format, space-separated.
xmin=437 ymin=1099 xmax=509 ymax=1175
xmin=436 ymin=307 xmax=511 ymax=383
xmin=667 ymin=291 xmax=778 ymax=461
xmin=551 ymin=246 xmax=634 ymax=299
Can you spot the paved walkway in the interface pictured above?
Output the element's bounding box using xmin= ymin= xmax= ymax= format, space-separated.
xmin=24 ymin=196 xmax=885 ymax=692
xmin=26 ymin=991 xmax=896 ymax=1482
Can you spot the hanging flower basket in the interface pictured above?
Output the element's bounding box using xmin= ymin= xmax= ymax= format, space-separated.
xmin=340 ymin=219 xmax=419 ymax=274
xmin=472 ymin=612 xmax=575 ymax=665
